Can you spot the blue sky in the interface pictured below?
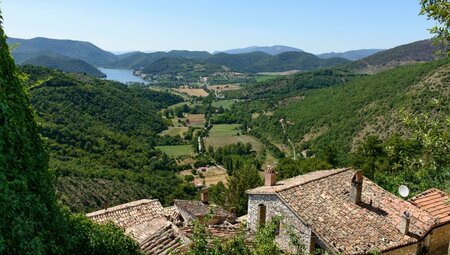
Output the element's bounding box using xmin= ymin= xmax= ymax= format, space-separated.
xmin=2 ymin=0 xmax=435 ymax=53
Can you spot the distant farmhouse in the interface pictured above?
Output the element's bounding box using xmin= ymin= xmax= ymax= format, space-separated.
xmin=87 ymin=168 xmax=450 ymax=255
xmin=247 ymin=167 xmax=450 ymax=255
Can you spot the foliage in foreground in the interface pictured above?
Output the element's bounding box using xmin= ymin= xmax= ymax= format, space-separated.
xmin=420 ymin=0 xmax=450 ymax=55
xmin=352 ymin=110 xmax=449 ymax=195
xmin=0 ymin=12 xmax=141 ymax=254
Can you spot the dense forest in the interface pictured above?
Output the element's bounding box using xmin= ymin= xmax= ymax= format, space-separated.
xmin=20 ymin=65 xmax=197 ymax=212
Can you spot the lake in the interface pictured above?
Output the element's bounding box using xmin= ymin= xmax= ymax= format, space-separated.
xmin=98 ymin=68 xmax=148 ymax=84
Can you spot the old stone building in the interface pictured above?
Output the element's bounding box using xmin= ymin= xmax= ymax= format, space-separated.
xmin=246 ymin=167 xmax=450 ymax=255
xmin=86 ymin=199 xmax=187 ymax=254
xmin=174 ymin=188 xmax=236 ymax=225
xmin=86 ymin=191 xmax=241 ymax=254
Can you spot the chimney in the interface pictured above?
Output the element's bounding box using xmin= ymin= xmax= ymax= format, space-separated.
xmin=229 ymin=207 xmax=237 ymax=220
xmin=350 ymin=171 xmax=363 ymax=204
xmin=399 ymin=211 xmax=411 ymax=234
xmin=200 ymin=188 xmax=209 ymax=204
xmin=265 ymin=165 xmax=277 ymax=186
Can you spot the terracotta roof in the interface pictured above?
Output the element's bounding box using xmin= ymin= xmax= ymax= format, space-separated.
xmin=409 ymin=188 xmax=450 ymax=225
xmin=174 ymin=200 xmax=229 ymax=218
xmin=179 ymin=222 xmax=252 ymax=244
xmin=252 ymin=169 xmax=439 ymax=254
xmin=140 ymin=222 xmax=187 ymax=255
xmin=86 ymin=199 xmax=182 ymax=254
xmin=165 ymin=206 xmax=181 ymax=220
xmin=86 ymin=199 xmax=167 ymax=229
xmin=246 ymin=168 xmax=348 ymax=194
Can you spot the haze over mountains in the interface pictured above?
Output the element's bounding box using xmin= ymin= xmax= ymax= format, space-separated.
xmin=317 ymin=49 xmax=384 ymax=61
xmin=7 ymin=36 xmax=437 ymax=75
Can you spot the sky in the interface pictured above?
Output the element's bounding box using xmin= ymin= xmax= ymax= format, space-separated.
xmin=2 ymin=0 xmax=436 ymax=54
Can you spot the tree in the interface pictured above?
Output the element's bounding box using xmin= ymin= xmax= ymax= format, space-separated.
xmin=352 ymin=136 xmax=386 ymax=181
xmin=420 ymin=0 xmax=450 ymax=55
xmin=226 ymin=165 xmax=262 ymax=216
xmin=208 ymin=181 xmax=227 ymax=208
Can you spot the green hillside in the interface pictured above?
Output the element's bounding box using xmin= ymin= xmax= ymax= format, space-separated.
xmin=235 ymin=58 xmax=450 ymax=164
xmin=20 ymin=65 xmax=196 ymax=212
xmin=7 ymin=37 xmax=117 ymax=66
xmin=23 ymin=55 xmax=106 ymax=77
xmin=347 ymin=39 xmax=441 ymax=73
xmin=231 ymin=69 xmax=360 ymax=99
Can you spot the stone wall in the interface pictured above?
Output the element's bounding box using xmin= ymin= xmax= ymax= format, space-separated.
xmin=427 ymin=223 xmax=450 ymax=255
xmin=248 ymin=194 xmax=317 ymax=253
xmin=383 ymin=243 xmax=419 ymax=255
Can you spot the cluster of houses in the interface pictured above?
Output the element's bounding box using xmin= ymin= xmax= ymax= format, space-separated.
xmin=87 ymin=167 xmax=450 ymax=255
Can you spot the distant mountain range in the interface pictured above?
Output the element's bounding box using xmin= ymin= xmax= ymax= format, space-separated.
xmin=7 ymin=37 xmax=438 ymax=75
xmin=317 ymin=49 xmax=384 ymax=61
xmin=214 ymin=45 xmax=303 ymax=55
xmin=23 ymin=55 xmax=106 ymax=78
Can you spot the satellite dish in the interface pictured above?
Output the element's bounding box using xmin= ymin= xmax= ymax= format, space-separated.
xmin=398 ymin=185 xmax=410 ymax=197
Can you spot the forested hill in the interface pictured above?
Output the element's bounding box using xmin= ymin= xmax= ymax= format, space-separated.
xmin=111 ymin=50 xmax=211 ymax=69
xmin=23 ymin=55 xmax=106 ymax=77
xmin=7 ymin=37 xmax=117 ymax=66
xmin=141 ymin=57 xmax=225 ymax=75
xmin=346 ymin=39 xmax=440 ymax=73
xmin=20 ymin=65 xmax=196 ymax=212
xmin=234 ymin=69 xmax=361 ymax=99
xmin=236 ymin=58 xmax=450 ymax=164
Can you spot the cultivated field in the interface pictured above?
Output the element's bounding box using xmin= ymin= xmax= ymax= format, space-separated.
xmin=204 ymin=124 xmax=265 ymax=156
xmin=207 ymin=84 xmax=241 ymax=91
xmin=156 ymin=145 xmax=195 ymax=157
xmin=180 ymin=166 xmax=228 ymax=187
xmin=160 ymin=127 xmax=188 ymax=137
xmin=186 ymin=114 xmax=205 ymax=127
xmin=211 ymin=99 xmax=236 ymax=110
xmin=174 ymin=87 xmax=209 ymax=97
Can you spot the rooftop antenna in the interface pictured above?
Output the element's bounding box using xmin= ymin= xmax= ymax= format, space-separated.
xmin=398 ymin=185 xmax=410 ymax=198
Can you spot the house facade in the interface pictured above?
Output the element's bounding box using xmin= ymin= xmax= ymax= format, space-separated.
xmin=246 ymin=167 xmax=450 ymax=255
